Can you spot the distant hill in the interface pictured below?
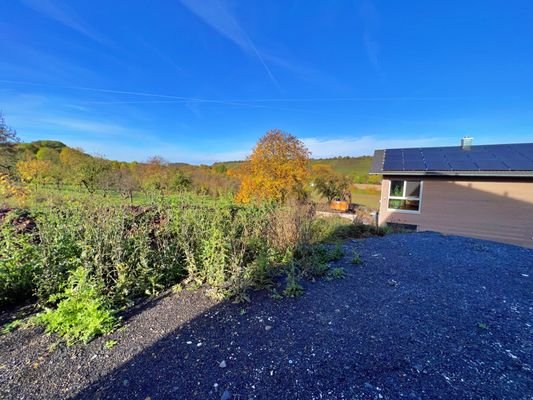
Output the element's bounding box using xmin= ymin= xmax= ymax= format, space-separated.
xmin=212 ymin=156 xmax=376 ymax=181
xmin=15 ymin=140 xmax=67 ymax=154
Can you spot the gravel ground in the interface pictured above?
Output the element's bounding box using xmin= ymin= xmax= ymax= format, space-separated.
xmin=1 ymin=232 xmax=532 ymax=400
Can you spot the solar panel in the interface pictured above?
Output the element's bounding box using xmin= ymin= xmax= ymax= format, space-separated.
xmin=425 ymin=159 xmax=450 ymax=170
xmin=380 ymin=143 xmax=533 ymax=173
xmin=386 ymin=149 xmax=403 ymax=157
xmin=449 ymin=161 xmax=479 ymax=170
xmin=403 ymin=160 xmax=426 ymax=170
xmin=403 ymin=149 xmax=423 ymax=160
xmin=475 ymin=160 xmax=509 ymax=170
xmin=503 ymin=159 xmax=533 ymax=170
xmin=383 ymin=158 xmax=404 ymax=170
xmin=386 ymin=154 xmax=403 ymax=161
xmin=444 ymin=153 xmax=471 ymax=161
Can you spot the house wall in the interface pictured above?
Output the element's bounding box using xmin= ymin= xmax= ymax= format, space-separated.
xmin=378 ymin=176 xmax=533 ymax=248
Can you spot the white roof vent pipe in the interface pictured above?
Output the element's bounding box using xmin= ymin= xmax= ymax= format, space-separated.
xmin=461 ymin=136 xmax=473 ymax=150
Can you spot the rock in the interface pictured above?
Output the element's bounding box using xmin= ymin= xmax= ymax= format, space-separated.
xmin=221 ymin=389 xmax=232 ymax=400
xmin=265 ymin=325 xmax=272 ymax=331
xmin=123 ymin=379 xmax=129 ymax=387
xmin=219 ymin=360 xmax=227 ymax=368
xmin=364 ymin=382 xmax=373 ymax=390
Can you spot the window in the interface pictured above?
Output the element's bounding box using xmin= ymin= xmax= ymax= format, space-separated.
xmin=388 ymin=180 xmax=422 ymax=212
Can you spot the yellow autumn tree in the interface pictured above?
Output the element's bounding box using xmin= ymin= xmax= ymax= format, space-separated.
xmin=17 ymin=159 xmax=54 ymax=185
xmin=235 ymin=129 xmax=310 ymax=203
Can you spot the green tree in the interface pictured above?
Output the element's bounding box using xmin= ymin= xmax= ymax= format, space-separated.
xmin=312 ymin=164 xmax=350 ymax=202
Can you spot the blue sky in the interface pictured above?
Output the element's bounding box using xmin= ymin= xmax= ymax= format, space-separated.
xmin=1 ymin=0 xmax=532 ymax=164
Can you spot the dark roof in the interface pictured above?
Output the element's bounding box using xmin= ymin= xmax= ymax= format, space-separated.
xmin=370 ymin=143 xmax=533 ymax=177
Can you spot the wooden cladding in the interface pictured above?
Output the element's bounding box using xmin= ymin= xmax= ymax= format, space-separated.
xmin=379 ymin=177 xmax=533 ymax=248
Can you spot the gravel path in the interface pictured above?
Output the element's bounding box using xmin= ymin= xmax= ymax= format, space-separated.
xmin=1 ymin=232 xmax=532 ymax=399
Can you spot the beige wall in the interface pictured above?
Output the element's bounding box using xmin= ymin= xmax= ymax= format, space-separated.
xmin=379 ymin=177 xmax=533 ymax=248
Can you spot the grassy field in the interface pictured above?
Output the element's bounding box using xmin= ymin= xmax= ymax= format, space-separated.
xmin=350 ymin=187 xmax=381 ymax=209
xmin=310 ymin=156 xmax=373 ymax=176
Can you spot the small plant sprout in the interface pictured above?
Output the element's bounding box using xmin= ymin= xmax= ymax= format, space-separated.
xmin=270 ymin=289 xmax=283 ymax=300
xmin=326 ymin=267 xmax=346 ymax=281
xmin=283 ymin=278 xmax=304 ymax=298
xmin=351 ymin=250 xmax=362 ymax=265
xmin=239 ymin=308 xmax=247 ymax=316
xmin=477 ymin=322 xmax=489 ymax=330
xmin=328 ymin=242 xmax=345 ymax=262
xmin=105 ymin=339 xmax=118 ymax=349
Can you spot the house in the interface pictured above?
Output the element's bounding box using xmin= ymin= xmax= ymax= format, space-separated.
xmin=369 ymin=139 xmax=533 ymax=248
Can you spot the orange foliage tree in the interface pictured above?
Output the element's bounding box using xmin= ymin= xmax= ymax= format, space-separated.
xmin=235 ymin=129 xmax=310 ymax=203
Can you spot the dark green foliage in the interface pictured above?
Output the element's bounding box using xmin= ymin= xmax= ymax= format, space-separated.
xmin=326 ymin=267 xmax=346 ymax=280
xmin=0 ymin=217 xmax=39 ymax=305
xmin=283 ymin=274 xmax=304 ymax=297
xmin=311 ymin=217 xmax=387 ymax=243
xmin=329 ymin=242 xmax=344 ymax=261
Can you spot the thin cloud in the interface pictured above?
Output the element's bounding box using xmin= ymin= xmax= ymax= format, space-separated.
xmin=21 ymin=0 xmax=109 ymax=45
xmin=43 ymin=117 xmax=130 ymax=135
xmin=179 ymin=0 xmax=280 ymax=89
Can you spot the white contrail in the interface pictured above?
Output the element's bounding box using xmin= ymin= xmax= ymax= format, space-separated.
xmin=0 ymin=79 xmax=477 ymax=104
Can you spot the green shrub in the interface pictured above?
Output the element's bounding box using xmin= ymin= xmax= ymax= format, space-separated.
xmin=0 ymin=220 xmax=39 ymax=305
xmin=311 ymin=217 xmax=387 ymax=243
xmin=36 ymin=267 xmax=117 ymax=345
xmin=34 ymin=208 xmax=83 ymax=304
xmin=296 ymin=246 xmax=329 ymax=278
xmin=328 ymin=242 xmax=344 ymax=261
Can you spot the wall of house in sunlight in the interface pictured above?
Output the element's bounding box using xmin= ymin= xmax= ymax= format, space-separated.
xmin=378 ymin=176 xmax=533 ymax=248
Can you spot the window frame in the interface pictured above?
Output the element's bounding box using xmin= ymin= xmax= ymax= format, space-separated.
xmin=387 ymin=179 xmax=423 ymax=214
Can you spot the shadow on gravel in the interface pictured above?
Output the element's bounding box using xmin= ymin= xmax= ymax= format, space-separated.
xmin=72 ymin=232 xmax=533 ymax=400
xmin=118 ymin=291 xmax=173 ymax=324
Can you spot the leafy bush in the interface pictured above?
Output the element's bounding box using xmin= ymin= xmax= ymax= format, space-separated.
xmin=33 ymin=208 xmax=83 ymax=303
xmin=328 ymin=242 xmax=344 ymax=261
xmin=36 ymin=267 xmax=117 ymax=345
xmin=311 ymin=217 xmax=387 ymax=243
xmin=0 ymin=218 xmax=39 ymax=305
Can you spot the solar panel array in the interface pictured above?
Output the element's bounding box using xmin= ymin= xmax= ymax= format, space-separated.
xmin=382 ymin=143 xmax=533 ymax=172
